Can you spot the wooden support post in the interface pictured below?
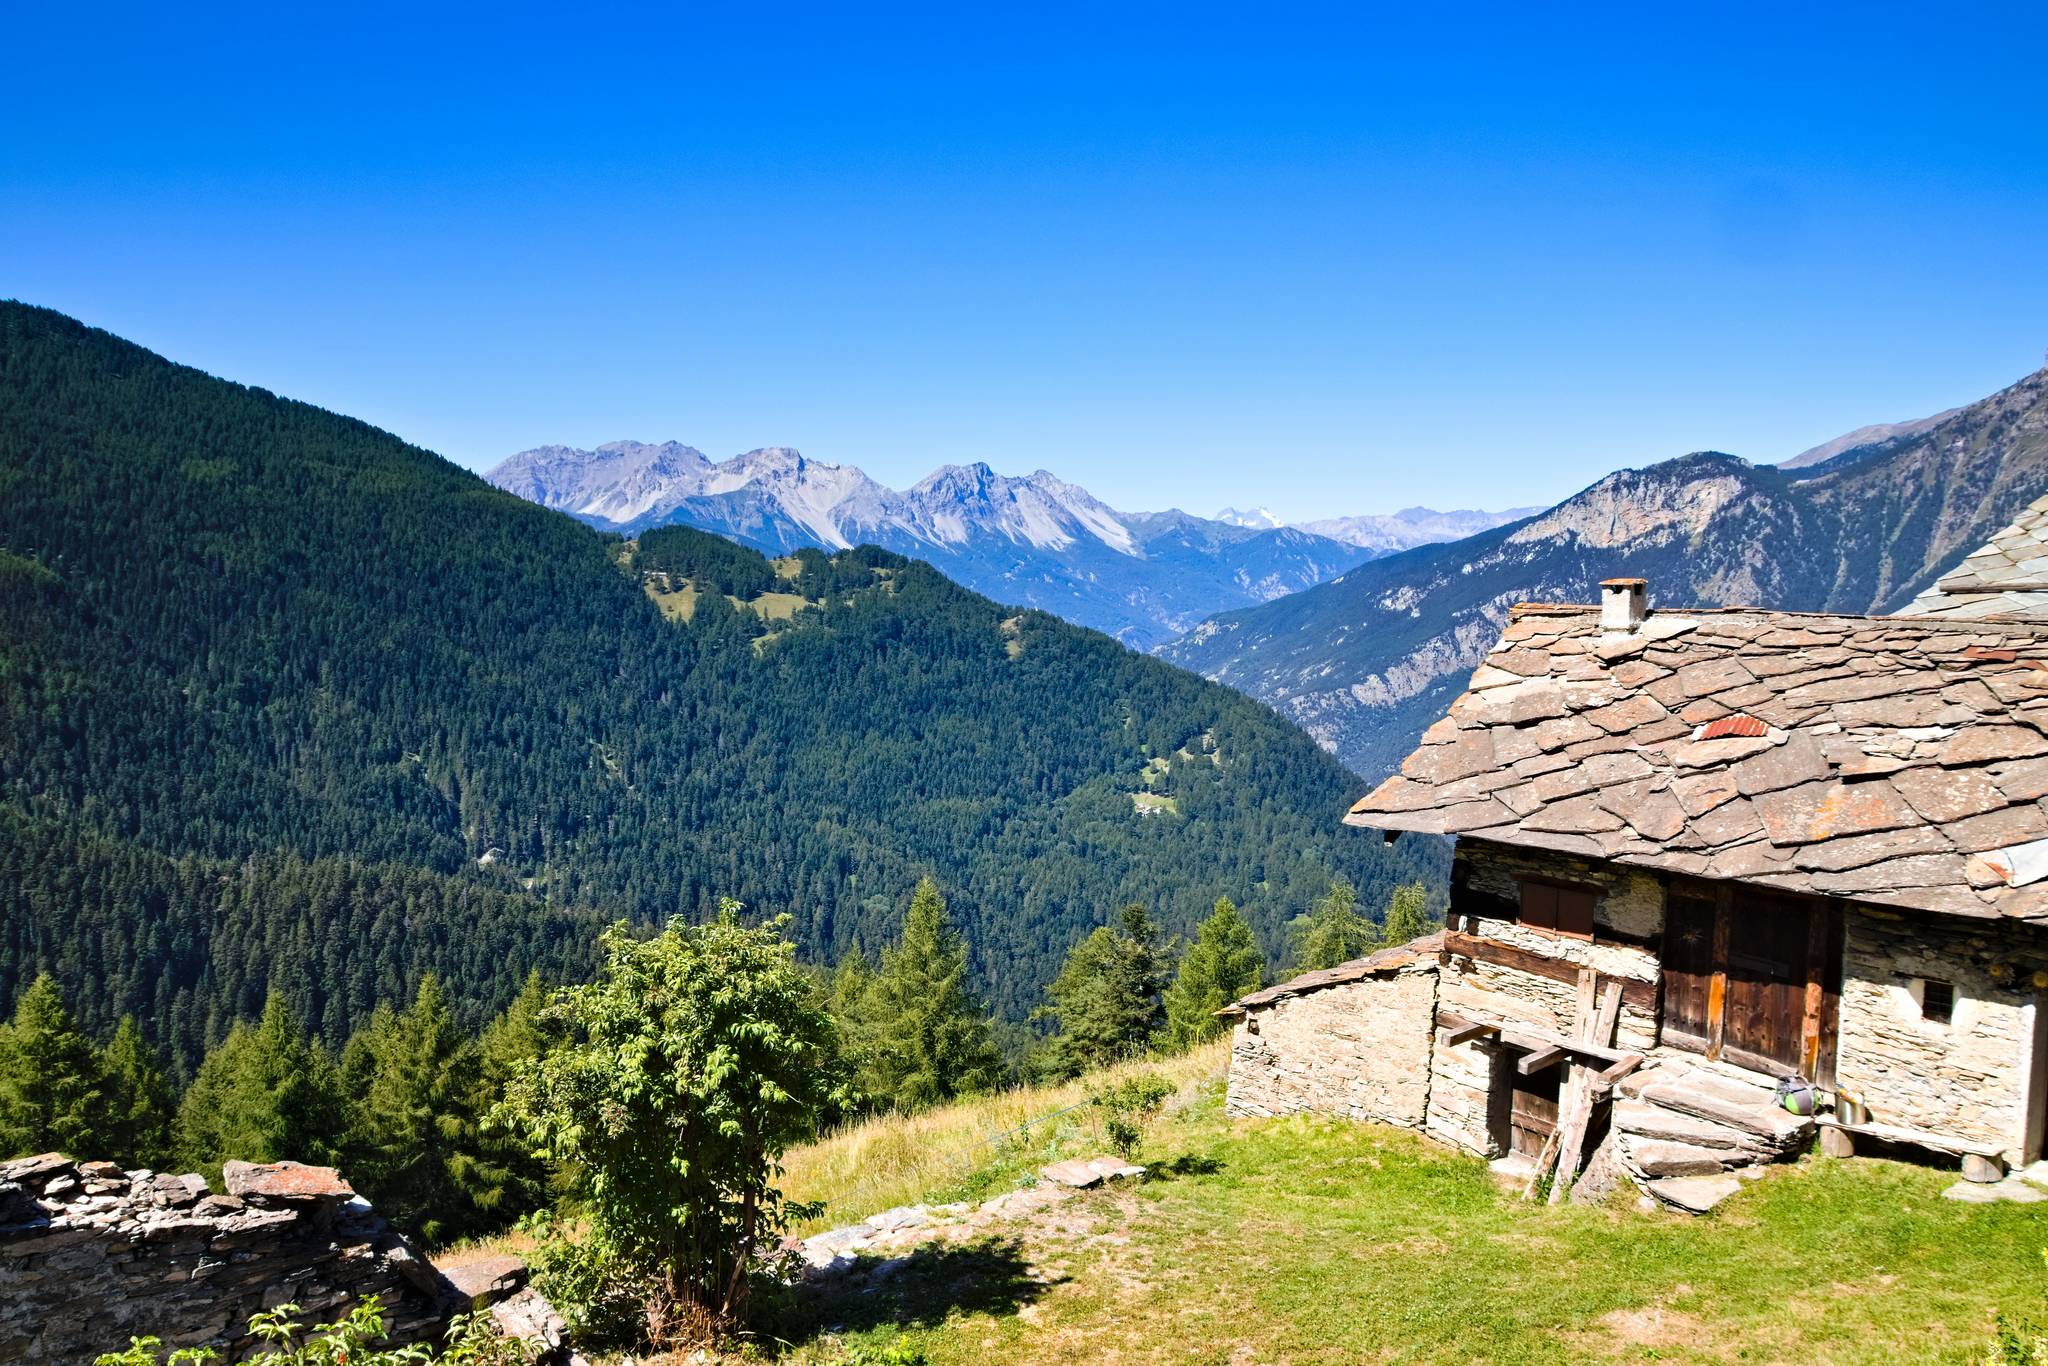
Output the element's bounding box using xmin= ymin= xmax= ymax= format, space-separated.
xmin=1526 ymin=970 xmax=1597 ymax=1201
xmin=1819 ymin=1126 xmax=1856 ymax=1159
xmin=1546 ymin=974 xmax=1618 ymax=1207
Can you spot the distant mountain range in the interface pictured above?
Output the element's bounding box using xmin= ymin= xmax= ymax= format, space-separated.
xmin=487 ymin=442 xmax=1530 ymax=648
xmin=1161 ymin=367 xmax=2048 ymax=779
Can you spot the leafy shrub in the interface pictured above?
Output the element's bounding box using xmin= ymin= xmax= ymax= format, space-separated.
xmin=496 ymin=909 xmax=847 ymax=1346
xmin=1090 ymin=1073 xmax=1174 ymax=1159
xmin=95 ymin=1297 xmax=529 ymax=1365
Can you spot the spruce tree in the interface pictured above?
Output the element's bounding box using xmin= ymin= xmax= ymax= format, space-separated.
xmin=99 ymin=1016 xmax=174 ymax=1167
xmin=0 ymin=975 xmax=109 ymax=1158
xmin=1162 ymin=897 xmax=1265 ymax=1050
xmin=1032 ymin=904 xmax=1167 ymax=1080
xmin=476 ymin=970 xmax=561 ymax=1214
xmin=345 ymin=975 xmax=510 ymax=1243
xmin=175 ymin=994 xmax=345 ymax=1178
xmin=825 ymin=952 xmax=879 ymax=1106
xmin=862 ymin=878 xmax=1002 ymax=1110
xmin=1291 ymin=877 xmax=1379 ymax=971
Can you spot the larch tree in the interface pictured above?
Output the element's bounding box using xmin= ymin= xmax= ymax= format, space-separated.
xmin=1382 ymin=881 xmax=1436 ymax=946
xmin=862 ymin=878 xmax=1003 ymax=1110
xmin=1290 ymin=877 xmax=1379 ymax=971
xmin=342 ymin=974 xmax=512 ymax=1243
xmin=1162 ymin=897 xmax=1265 ymax=1050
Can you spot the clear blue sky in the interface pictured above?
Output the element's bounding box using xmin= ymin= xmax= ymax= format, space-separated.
xmin=7 ymin=3 xmax=2046 ymax=520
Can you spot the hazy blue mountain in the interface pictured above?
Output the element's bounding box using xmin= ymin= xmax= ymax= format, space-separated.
xmin=1162 ymin=366 xmax=2048 ymax=779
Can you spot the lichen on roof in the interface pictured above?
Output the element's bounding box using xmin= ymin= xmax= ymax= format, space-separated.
xmin=1348 ymin=604 xmax=2048 ymax=921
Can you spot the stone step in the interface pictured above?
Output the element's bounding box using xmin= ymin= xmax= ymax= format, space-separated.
xmin=1610 ymin=1101 xmax=1758 ymax=1152
xmin=1625 ymin=1138 xmax=1739 ymax=1179
xmin=1638 ymin=1077 xmax=1810 ymax=1147
xmin=1647 ymin=1173 xmax=1744 ymax=1214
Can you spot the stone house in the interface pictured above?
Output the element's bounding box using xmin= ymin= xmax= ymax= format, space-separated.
xmin=1226 ymin=508 xmax=2048 ymax=1210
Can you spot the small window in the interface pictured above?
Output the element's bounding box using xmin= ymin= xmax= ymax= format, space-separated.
xmin=1518 ymin=879 xmax=1596 ymax=940
xmin=1922 ymin=979 xmax=1955 ymax=1025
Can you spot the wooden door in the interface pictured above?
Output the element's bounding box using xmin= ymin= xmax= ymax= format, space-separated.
xmin=1659 ymin=882 xmax=1843 ymax=1084
xmin=1509 ymin=1056 xmax=1562 ymax=1158
xmin=1661 ymin=892 xmax=1717 ymax=1051
xmin=1720 ymin=894 xmax=1812 ymax=1076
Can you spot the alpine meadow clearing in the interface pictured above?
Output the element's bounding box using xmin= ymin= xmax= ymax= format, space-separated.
xmin=765 ymin=1053 xmax=2048 ymax=1366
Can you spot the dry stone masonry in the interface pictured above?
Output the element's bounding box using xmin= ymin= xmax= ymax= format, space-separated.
xmin=0 ymin=1154 xmax=575 ymax=1364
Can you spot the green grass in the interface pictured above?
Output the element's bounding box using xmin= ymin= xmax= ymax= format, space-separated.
xmin=1130 ymin=791 xmax=1179 ymax=816
xmin=773 ymin=1066 xmax=2048 ymax=1365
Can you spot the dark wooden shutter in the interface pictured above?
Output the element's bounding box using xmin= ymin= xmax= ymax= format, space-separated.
xmin=1556 ymin=886 xmax=1595 ymax=938
xmin=1519 ymin=881 xmax=1558 ymax=931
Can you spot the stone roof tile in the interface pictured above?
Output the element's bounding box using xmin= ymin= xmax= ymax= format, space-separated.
xmin=1347 ymin=600 xmax=2048 ymax=921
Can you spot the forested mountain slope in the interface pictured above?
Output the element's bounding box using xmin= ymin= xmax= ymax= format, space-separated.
xmin=1162 ymin=366 xmax=2048 ymax=779
xmin=0 ymin=303 xmax=1441 ymax=1062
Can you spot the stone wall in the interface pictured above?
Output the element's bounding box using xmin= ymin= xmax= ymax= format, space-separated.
xmin=1448 ymin=842 xmax=1664 ymax=1050
xmin=1224 ymin=965 xmax=1437 ymax=1127
xmin=1833 ymin=907 xmax=2048 ymax=1160
xmin=0 ymin=1154 xmax=575 ymax=1364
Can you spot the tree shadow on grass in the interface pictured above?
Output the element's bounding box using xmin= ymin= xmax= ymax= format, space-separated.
xmin=761 ymin=1236 xmax=1059 ymax=1352
xmin=1146 ymin=1152 xmax=1224 ymax=1180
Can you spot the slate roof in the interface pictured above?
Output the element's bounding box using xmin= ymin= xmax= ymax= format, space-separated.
xmin=1902 ymin=492 xmax=2048 ymax=620
xmin=1347 ymin=605 xmax=2048 ymax=921
xmin=1219 ymin=932 xmax=1443 ymax=1018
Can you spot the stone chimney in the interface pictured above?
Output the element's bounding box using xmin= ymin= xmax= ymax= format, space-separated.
xmin=1601 ymin=577 xmax=1648 ymax=631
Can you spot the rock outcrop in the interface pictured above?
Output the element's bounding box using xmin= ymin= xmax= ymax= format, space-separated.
xmin=0 ymin=1153 xmax=574 ymax=1364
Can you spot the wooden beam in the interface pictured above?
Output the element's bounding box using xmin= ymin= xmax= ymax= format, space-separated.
xmin=1517 ymin=1045 xmax=1567 ymax=1075
xmin=1592 ymin=980 xmax=1623 ymax=1048
xmin=1544 ymin=971 xmax=1615 ymax=1207
xmin=1590 ymin=1053 xmax=1644 ymax=1091
xmin=1443 ymin=931 xmax=1657 ymax=1010
xmin=1495 ymin=1028 xmax=1634 ymax=1067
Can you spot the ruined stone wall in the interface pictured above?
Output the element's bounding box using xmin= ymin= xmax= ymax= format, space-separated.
xmin=1224 ymin=966 xmax=1437 ymax=1127
xmin=1833 ymin=908 xmax=2048 ymax=1159
xmin=0 ymin=1154 xmax=574 ymax=1365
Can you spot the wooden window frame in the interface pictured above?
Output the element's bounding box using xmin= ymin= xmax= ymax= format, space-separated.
xmin=1921 ymin=978 xmax=1956 ymax=1025
xmin=1516 ymin=877 xmax=1599 ymax=942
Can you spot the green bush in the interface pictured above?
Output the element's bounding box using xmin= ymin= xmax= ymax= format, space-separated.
xmin=95 ymin=1297 xmax=528 ymax=1365
xmin=1090 ymin=1072 xmax=1174 ymax=1160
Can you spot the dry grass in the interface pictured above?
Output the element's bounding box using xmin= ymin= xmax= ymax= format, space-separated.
xmin=779 ymin=1042 xmax=1229 ymax=1235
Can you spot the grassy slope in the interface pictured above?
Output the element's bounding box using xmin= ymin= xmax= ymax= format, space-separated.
xmin=774 ymin=1054 xmax=2048 ymax=1365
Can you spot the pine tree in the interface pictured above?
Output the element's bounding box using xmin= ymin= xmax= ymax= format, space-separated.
xmin=99 ymin=1016 xmax=174 ymax=1167
xmin=862 ymin=878 xmax=1003 ymax=1110
xmin=1032 ymin=904 xmax=1168 ymax=1080
xmin=345 ymin=975 xmax=512 ymax=1243
xmin=1291 ymin=877 xmax=1379 ymax=971
xmin=175 ymin=994 xmax=345 ymax=1179
xmin=0 ymin=975 xmax=109 ymax=1158
xmin=1162 ymin=897 xmax=1264 ymax=1050
xmin=1382 ymin=881 xmax=1435 ymax=945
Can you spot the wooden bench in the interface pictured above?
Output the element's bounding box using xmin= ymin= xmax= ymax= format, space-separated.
xmin=1816 ymin=1117 xmax=2008 ymax=1183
